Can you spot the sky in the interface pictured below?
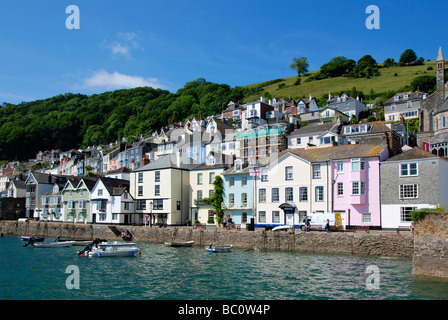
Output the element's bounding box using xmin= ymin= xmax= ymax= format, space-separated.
xmin=0 ymin=0 xmax=446 ymax=104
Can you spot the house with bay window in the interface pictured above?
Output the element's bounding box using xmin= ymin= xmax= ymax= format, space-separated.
xmin=331 ymin=143 xmax=388 ymax=230
xmin=90 ymin=177 xmax=134 ymax=225
xmin=61 ymin=177 xmax=97 ymax=223
xmin=380 ymin=147 xmax=448 ymax=229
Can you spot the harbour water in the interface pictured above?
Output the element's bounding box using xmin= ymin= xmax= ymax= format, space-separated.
xmin=1 ymin=234 xmax=447 ymax=300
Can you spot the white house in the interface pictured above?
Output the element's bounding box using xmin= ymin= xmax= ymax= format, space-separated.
xmin=90 ymin=177 xmax=134 ymax=225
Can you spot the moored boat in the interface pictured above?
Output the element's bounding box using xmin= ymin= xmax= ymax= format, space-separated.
xmin=165 ymin=240 xmax=194 ymax=247
xmin=98 ymin=241 xmax=137 ymax=249
xmin=79 ymin=246 xmax=141 ymax=257
xmin=205 ymin=243 xmax=233 ymax=253
xmin=33 ymin=241 xmax=76 ymax=248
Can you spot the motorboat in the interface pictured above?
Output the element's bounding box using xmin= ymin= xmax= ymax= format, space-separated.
xmin=165 ymin=240 xmax=194 ymax=247
xmin=79 ymin=246 xmax=141 ymax=257
xmin=205 ymin=243 xmax=233 ymax=253
xmin=98 ymin=241 xmax=137 ymax=249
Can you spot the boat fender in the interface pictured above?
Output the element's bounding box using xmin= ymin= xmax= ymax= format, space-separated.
xmin=98 ymin=252 xmax=101 ymax=258
xmin=131 ymin=250 xmax=134 ymax=256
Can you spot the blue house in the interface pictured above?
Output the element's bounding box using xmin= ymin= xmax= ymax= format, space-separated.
xmin=222 ymin=159 xmax=254 ymax=226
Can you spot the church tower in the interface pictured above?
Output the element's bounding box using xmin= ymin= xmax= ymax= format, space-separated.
xmin=436 ymin=46 xmax=445 ymax=101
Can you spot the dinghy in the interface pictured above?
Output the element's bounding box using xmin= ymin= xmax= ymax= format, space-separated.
xmin=165 ymin=240 xmax=194 ymax=247
xmin=33 ymin=241 xmax=76 ymax=248
xmin=205 ymin=243 xmax=233 ymax=253
xmin=79 ymin=246 xmax=141 ymax=257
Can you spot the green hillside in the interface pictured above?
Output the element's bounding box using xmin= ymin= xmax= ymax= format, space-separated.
xmin=243 ymin=61 xmax=436 ymax=104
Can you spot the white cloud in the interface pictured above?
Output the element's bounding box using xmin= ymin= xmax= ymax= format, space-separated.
xmin=111 ymin=42 xmax=128 ymax=55
xmin=83 ymin=70 xmax=163 ymax=90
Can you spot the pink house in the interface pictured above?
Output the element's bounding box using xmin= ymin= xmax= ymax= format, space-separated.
xmin=331 ymin=143 xmax=389 ymax=230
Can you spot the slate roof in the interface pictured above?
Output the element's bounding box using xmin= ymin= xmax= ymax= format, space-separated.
xmin=286 ymin=142 xmax=388 ymax=163
xmin=288 ymin=122 xmax=341 ymax=136
xmin=385 ymin=147 xmax=438 ymax=162
xmin=132 ymin=153 xmax=199 ymax=172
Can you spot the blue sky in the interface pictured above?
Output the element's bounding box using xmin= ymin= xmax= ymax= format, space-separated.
xmin=0 ymin=0 xmax=446 ymax=104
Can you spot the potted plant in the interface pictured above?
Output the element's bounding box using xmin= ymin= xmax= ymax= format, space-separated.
xmin=185 ymin=219 xmax=191 ymax=226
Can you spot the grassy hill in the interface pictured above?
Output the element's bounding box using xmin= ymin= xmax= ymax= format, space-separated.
xmin=242 ymin=61 xmax=436 ymax=104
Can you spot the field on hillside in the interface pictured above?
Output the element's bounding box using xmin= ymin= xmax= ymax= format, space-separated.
xmin=243 ymin=61 xmax=436 ymax=104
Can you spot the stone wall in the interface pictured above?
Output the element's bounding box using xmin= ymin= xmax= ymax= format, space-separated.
xmin=0 ymin=220 xmax=413 ymax=258
xmin=413 ymin=213 xmax=448 ymax=280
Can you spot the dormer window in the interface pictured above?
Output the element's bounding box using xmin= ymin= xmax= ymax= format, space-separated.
xmin=404 ymin=94 xmax=409 ymax=100
xmin=394 ymin=96 xmax=400 ymax=101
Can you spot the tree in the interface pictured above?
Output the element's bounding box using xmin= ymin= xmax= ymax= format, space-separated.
xmin=289 ymin=57 xmax=309 ymax=77
xmin=399 ymin=49 xmax=418 ymax=65
xmin=411 ymin=75 xmax=436 ymax=94
xmin=351 ymin=55 xmax=380 ymax=78
xmin=203 ymin=175 xmax=224 ymax=225
xmin=383 ymin=58 xmax=396 ymax=68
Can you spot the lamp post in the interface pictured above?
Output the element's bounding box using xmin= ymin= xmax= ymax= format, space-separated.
xmin=149 ymin=201 xmax=153 ymax=228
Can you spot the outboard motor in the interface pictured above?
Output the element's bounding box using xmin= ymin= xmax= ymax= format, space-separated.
xmin=77 ymin=243 xmax=92 ymax=256
xmin=23 ymin=236 xmax=36 ymax=247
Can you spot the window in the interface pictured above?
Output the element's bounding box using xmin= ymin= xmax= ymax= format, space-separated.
xmin=153 ymin=199 xmax=163 ymax=210
xmin=138 ymin=173 xmax=143 ymax=183
xmin=209 ymin=190 xmax=214 ymax=198
xmin=197 ymin=173 xmax=203 ymax=185
xmin=261 ymin=169 xmax=268 ymax=182
xmin=259 ymin=211 xmax=266 ymax=223
xmin=400 ymin=184 xmax=418 ymax=199
xmin=197 ymin=190 xmax=203 ymax=201
xmin=400 ymin=207 xmax=416 ymax=222
xmin=315 ymin=186 xmax=324 ymax=201
xmin=351 ymin=181 xmax=366 ymax=195
xmin=313 ymin=164 xmax=321 ymax=178
xmin=337 ymin=182 xmax=344 ymax=196
xmin=138 ymin=186 xmax=143 ymax=196
xmin=272 ymin=188 xmax=279 ymax=202
xmin=209 ymin=172 xmax=215 ymax=184
xmin=309 ymin=137 xmax=314 ymax=144
xmin=259 ymin=189 xmax=266 ymax=203
xmin=400 ymin=163 xmax=418 ymax=176
xmin=229 ymin=193 xmax=234 ymax=207
xmin=242 ymin=193 xmax=247 ymax=206
xmin=320 ymin=136 xmax=332 ymax=145
xmin=351 ymin=158 xmax=365 ymax=171
xmin=78 ymin=200 xmax=86 ymax=209
xmin=285 ymin=166 xmax=293 ymax=180
xmin=177 ymin=201 xmax=181 ymax=210
xmin=362 ymin=213 xmax=371 ymax=223
xmin=98 ymin=189 xmax=103 ymax=196
xmin=155 ymin=171 xmax=160 ymax=182
xmin=68 ymin=200 xmax=76 ymax=209
xmin=242 ymin=176 xmax=248 ymax=187
xmin=297 ymin=137 xmax=302 ymax=145
xmin=337 ymin=161 xmax=344 ymax=173
xmin=285 ymin=187 xmax=294 ymax=202
xmin=272 ymin=211 xmax=280 ymax=223
xmin=136 ymin=200 xmax=146 ymax=210
xmin=229 ymin=176 xmax=235 ymax=187
xmin=155 ymin=185 xmax=160 ymax=196
xmin=299 ymin=187 xmax=308 ymax=201
xmin=242 ymin=212 xmax=248 ymax=223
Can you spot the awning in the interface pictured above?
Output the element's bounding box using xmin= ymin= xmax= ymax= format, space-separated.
xmin=278 ymin=203 xmax=296 ymax=213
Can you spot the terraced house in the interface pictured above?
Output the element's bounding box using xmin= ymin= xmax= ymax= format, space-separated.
xmin=61 ymin=177 xmax=97 ymax=223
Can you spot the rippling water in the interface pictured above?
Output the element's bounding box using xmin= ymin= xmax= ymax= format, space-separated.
xmin=1 ymin=235 xmax=447 ymax=300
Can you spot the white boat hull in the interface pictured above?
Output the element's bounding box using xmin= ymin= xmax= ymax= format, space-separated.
xmin=98 ymin=241 xmax=137 ymax=249
xmin=165 ymin=241 xmax=194 ymax=247
xmin=33 ymin=241 xmax=76 ymax=248
xmin=85 ymin=247 xmax=141 ymax=257
xmin=272 ymin=225 xmax=292 ymax=231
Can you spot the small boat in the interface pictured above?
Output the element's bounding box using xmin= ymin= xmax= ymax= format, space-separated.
xmin=33 ymin=241 xmax=76 ymax=248
xmin=21 ymin=236 xmax=44 ymax=242
xmin=98 ymin=241 xmax=137 ymax=249
xmin=272 ymin=225 xmax=293 ymax=231
xmin=165 ymin=240 xmax=194 ymax=247
xmin=205 ymin=243 xmax=233 ymax=253
xmin=79 ymin=246 xmax=141 ymax=257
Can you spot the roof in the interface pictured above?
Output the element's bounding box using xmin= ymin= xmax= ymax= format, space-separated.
xmin=288 ymin=122 xmax=341 ymax=136
xmin=434 ymin=98 xmax=448 ymax=115
xmin=132 ymin=153 xmax=199 ymax=172
xmin=385 ymin=147 xmax=438 ymax=162
xmin=286 ymin=142 xmax=388 ymax=163
xmin=431 ymin=131 xmax=448 ymax=144
xmin=438 ymin=46 xmax=444 ymax=61
xmin=384 ymin=91 xmax=422 ymax=105
xmin=98 ymin=177 xmax=129 ymax=195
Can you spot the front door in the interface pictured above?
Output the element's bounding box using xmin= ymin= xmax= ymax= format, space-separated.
xmin=285 ymin=211 xmax=294 ymax=226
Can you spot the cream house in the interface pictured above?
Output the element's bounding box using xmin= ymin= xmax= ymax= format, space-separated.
xmin=130 ymin=153 xmax=195 ymax=226
xmin=189 ymin=153 xmax=228 ymax=225
xmin=255 ymin=151 xmax=332 ymax=229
